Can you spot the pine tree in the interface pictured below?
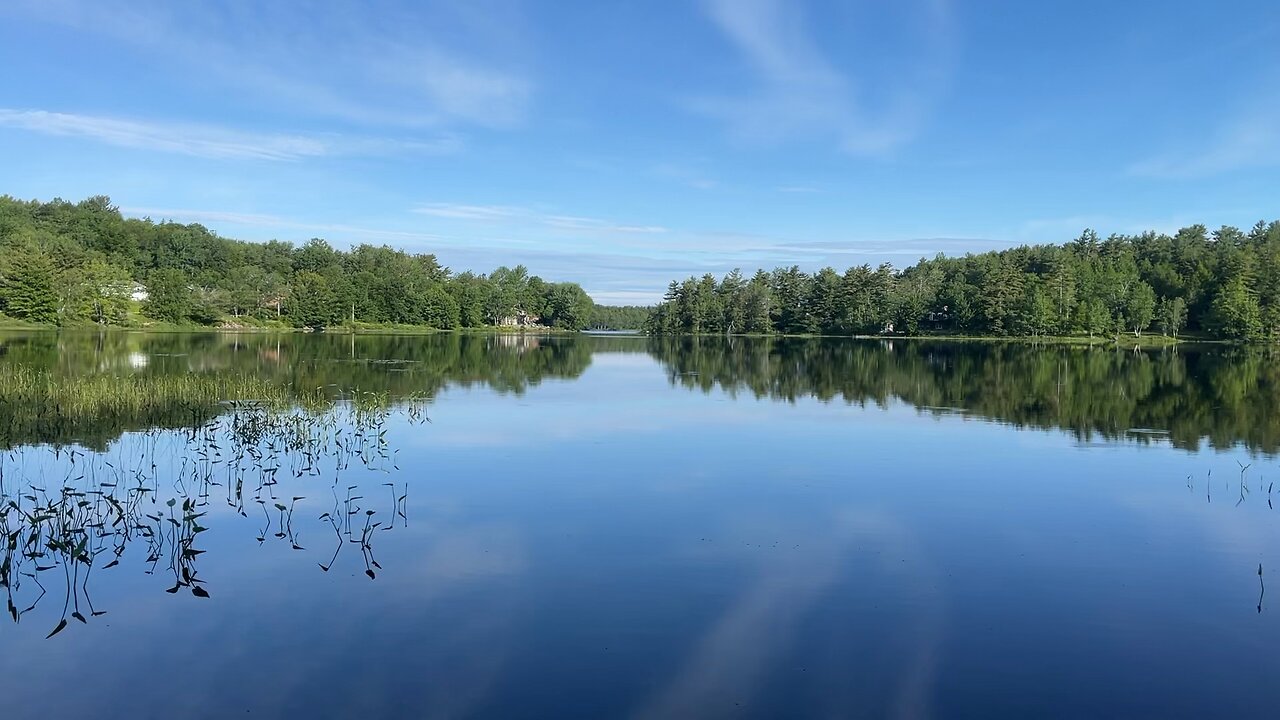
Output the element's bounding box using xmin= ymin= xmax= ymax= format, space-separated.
xmin=0 ymin=249 xmax=60 ymax=324
xmin=1210 ymin=280 xmax=1262 ymax=340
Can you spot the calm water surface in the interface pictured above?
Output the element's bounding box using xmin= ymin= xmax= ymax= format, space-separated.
xmin=1 ymin=332 xmax=1279 ymax=718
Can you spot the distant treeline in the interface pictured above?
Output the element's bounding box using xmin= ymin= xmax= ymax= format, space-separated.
xmin=587 ymin=304 xmax=650 ymax=330
xmin=647 ymin=222 xmax=1280 ymax=341
xmin=0 ymin=195 xmax=614 ymax=330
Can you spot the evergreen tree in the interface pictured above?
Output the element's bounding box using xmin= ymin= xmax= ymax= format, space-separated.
xmin=0 ymin=248 xmax=59 ymax=324
xmin=743 ymin=273 xmax=773 ymax=333
xmin=1210 ymin=280 xmax=1262 ymax=340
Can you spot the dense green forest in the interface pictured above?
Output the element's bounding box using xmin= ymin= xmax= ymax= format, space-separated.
xmin=585 ymin=304 xmax=650 ymax=330
xmin=0 ymin=195 xmax=601 ymax=330
xmin=647 ymin=221 xmax=1280 ymax=341
xmin=9 ymin=195 xmax=1277 ymax=341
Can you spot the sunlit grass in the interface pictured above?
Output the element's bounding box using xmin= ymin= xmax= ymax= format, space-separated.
xmin=0 ymin=366 xmax=312 ymax=416
xmin=0 ymin=366 xmax=424 ymax=451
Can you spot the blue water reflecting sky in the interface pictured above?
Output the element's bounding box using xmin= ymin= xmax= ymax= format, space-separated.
xmin=1 ymin=341 xmax=1278 ymax=718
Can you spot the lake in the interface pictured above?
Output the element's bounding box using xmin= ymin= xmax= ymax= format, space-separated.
xmin=1 ymin=331 xmax=1278 ymax=718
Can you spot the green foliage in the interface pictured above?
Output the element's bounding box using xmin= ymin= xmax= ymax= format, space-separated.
xmin=544 ymin=283 xmax=593 ymax=330
xmin=72 ymin=259 xmax=133 ymax=325
xmin=1021 ymin=278 xmax=1056 ymax=337
xmin=291 ymin=271 xmax=340 ymax=328
xmin=1075 ymin=299 xmax=1110 ymax=338
xmin=447 ymin=271 xmax=489 ymax=327
xmin=588 ymin=304 xmax=651 ymax=330
xmin=144 ymin=268 xmax=193 ymax=323
xmin=486 ymin=265 xmax=529 ymax=324
xmin=1210 ymin=280 xmax=1262 ymax=340
xmin=1125 ymin=282 xmax=1157 ymax=337
xmin=420 ymin=285 xmax=460 ymax=329
xmin=649 ymin=221 xmax=1280 ymax=342
xmin=1158 ymin=296 xmax=1187 ymax=337
xmin=0 ymin=195 xmax=599 ymax=330
xmin=0 ymin=246 xmax=59 ymax=324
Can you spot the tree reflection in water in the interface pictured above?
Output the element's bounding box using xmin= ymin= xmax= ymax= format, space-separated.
xmin=3 ymin=331 xmax=1280 ymax=638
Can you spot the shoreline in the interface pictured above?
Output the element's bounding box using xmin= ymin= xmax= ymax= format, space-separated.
xmin=0 ymin=322 xmax=593 ymax=336
xmin=0 ymin=323 xmax=1229 ymax=346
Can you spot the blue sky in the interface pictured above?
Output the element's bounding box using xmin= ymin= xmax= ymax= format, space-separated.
xmin=1 ymin=0 xmax=1278 ymax=304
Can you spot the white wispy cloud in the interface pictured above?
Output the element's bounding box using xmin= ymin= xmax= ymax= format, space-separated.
xmin=542 ymin=215 xmax=668 ymax=234
xmin=1017 ymin=214 xmax=1209 ymax=242
xmin=696 ymin=0 xmax=953 ymax=154
xmin=653 ymin=162 xmax=720 ymax=190
xmin=117 ymin=200 xmax=1029 ymax=304
xmin=0 ymin=109 xmax=460 ymax=160
xmin=770 ymin=237 xmax=1006 ymax=257
xmin=1130 ymin=110 xmax=1280 ymax=178
xmin=372 ymin=44 xmax=533 ymax=129
xmin=120 ymin=207 xmax=447 ymax=244
xmin=413 ymin=203 xmax=668 ymax=234
xmin=3 ymin=0 xmax=533 ymax=130
xmin=589 ymin=290 xmax=667 ymax=305
xmin=0 ymin=110 xmax=322 ymax=161
xmin=412 ymin=204 xmax=523 ymax=221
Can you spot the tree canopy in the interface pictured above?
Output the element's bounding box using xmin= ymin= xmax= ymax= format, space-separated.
xmin=0 ymin=195 xmax=610 ymax=331
xmin=647 ymin=222 xmax=1280 ymax=342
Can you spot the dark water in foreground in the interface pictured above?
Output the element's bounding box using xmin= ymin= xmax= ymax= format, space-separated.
xmin=1 ymin=331 xmax=1279 ymax=718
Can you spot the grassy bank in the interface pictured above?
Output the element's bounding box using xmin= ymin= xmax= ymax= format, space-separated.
xmin=0 ymin=314 xmax=45 ymax=330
